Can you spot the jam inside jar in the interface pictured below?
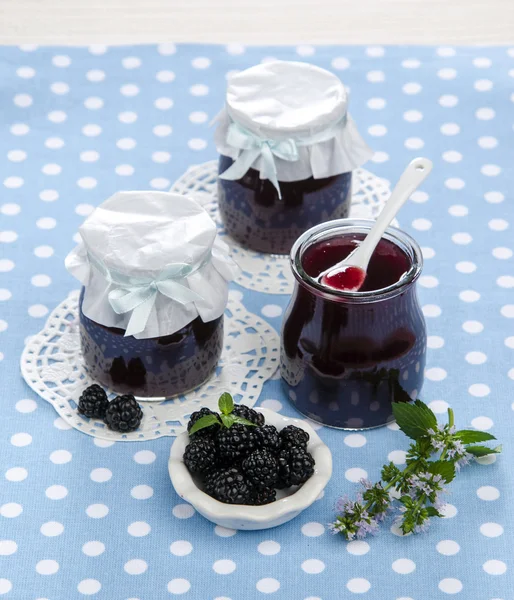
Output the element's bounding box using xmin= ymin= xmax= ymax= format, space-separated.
xmin=280 ymin=219 xmax=427 ymax=429
xmin=218 ymin=154 xmax=352 ymax=255
xmin=79 ymin=289 xmax=224 ymax=398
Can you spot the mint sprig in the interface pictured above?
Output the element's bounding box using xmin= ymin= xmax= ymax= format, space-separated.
xmin=188 ymin=393 xmax=257 ymax=436
xmin=331 ymin=400 xmax=501 ymax=540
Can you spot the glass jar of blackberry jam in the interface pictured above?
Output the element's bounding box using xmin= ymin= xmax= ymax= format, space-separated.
xmin=280 ymin=219 xmax=427 ymax=429
xmin=215 ymin=61 xmax=372 ymax=254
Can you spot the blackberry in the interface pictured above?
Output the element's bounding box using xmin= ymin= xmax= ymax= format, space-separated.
xmin=277 ymin=446 xmax=315 ymax=488
xmin=254 ymin=425 xmax=281 ymax=453
xmin=78 ymin=384 xmax=109 ymax=419
xmin=104 ymin=394 xmax=143 ymax=432
xmin=249 ymin=486 xmax=277 ymax=506
xmin=231 ymin=404 xmax=265 ymax=426
xmin=187 ymin=407 xmax=219 ymax=439
xmin=242 ymin=449 xmax=279 ymax=489
xmin=216 ymin=423 xmax=258 ymax=463
xmin=210 ymin=467 xmax=252 ymax=504
xmin=203 ymin=468 xmax=223 ymax=497
xmin=183 ymin=437 xmax=218 ymax=474
xmin=279 ymin=425 xmax=309 ymax=450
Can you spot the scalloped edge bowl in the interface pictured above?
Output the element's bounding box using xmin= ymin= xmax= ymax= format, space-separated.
xmin=168 ymin=408 xmax=332 ymax=530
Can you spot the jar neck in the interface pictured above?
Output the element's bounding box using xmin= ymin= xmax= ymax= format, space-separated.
xmin=290 ymin=219 xmax=423 ymax=305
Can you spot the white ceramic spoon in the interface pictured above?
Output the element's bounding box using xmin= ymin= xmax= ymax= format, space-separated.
xmin=318 ymin=156 xmax=433 ymax=291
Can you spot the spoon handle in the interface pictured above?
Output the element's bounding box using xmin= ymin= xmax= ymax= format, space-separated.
xmin=349 ymin=156 xmax=433 ymax=270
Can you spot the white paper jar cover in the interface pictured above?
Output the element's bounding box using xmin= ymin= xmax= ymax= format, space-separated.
xmin=65 ymin=191 xmax=240 ymax=339
xmin=215 ymin=60 xmax=373 ymax=185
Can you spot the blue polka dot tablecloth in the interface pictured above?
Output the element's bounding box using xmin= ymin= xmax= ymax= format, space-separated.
xmin=0 ymin=43 xmax=513 ymax=600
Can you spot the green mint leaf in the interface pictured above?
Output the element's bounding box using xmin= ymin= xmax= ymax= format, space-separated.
xmin=399 ymin=495 xmax=413 ymax=507
xmin=465 ymin=444 xmax=503 ymax=457
xmin=454 ymin=430 xmax=496 ymax=444
xmin=220 ymin=414 xmax=235 ymax=428
xmin=426 ymin=506 xmax=442 ymax=518
xmin=218 ymin=393 xmax=234 ymax=415
xmin=188 ymin=414 xmax=220 ymax=436
xmin=392 ymin=400 xmax=437 ymax=440
xmin=232 ymin=416 xmax=257 ymax=427
xmin=427 ymin=460 xmax=456 ymax=483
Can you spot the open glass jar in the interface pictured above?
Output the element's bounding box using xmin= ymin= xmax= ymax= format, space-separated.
xmin=280 ymin=219 xmax=427 ymax=429
xmin=215 ymin=61 xmax=373 ymax=254
xmin=66 ymin=191 xmax=238 ymax=398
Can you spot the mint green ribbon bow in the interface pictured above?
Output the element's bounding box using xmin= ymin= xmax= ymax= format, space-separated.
xmin=106 ymin=263 xmax=204 ymax=337
xmin=219 ymin=122 xmax=299 ymax=199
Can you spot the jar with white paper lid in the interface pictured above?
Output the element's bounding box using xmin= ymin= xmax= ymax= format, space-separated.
xmin=215 ymin=60 xmax=373 ymax=254
xmin=65 ymin=191 xmax=239 ymax=398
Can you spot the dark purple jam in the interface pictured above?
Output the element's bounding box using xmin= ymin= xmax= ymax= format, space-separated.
xmin=79 ymin=289 xmax=223 ymax=398
xmin=280 ymin=232 xmax=426 ymax=429
xmin=218 ymin=154 xmax=352 ymax=254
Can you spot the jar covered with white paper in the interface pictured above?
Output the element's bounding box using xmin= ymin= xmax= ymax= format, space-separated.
xmin=215 ymin=60 xmax=373 ymax=254
xmin=65 ymin=191 xmax=239 ymax=398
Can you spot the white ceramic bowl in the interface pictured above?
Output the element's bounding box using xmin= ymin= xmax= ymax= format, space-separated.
xmin=168 ymin=408 xmax=332 ymax=530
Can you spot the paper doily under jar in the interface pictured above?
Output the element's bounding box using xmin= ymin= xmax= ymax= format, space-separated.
xmin=20 ymin=290 xmax=279 ymax=442
xmin=170 ymin=160 xmax=391 ymax=295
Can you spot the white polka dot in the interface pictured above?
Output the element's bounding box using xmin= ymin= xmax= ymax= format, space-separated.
xmin=77 ymin=177 xmax=97 ymax=189
xmin=188 ymin=138 xmax=207 ymax=150
xmin=439 ymin=95 xmax=459 ymax=107
xmin=0 ymin=579 xmax=12 ymax=595
xmin=191 ymin=57 xmax=211 ymax=69
xmin=428 ymin=400 xmax=450 ymax=414
xmin=53 ymin=417 xmax=71 ymax=430
xmin=481 ymin=164 xmax=501 ymax=176
xmin=82 ymin=541 xmax=105 ymax=557
xmin=423 ymin=304 xmax=441 ymax=317
xmin=47 ymin=110 xmax=67 ymax=123
xmin=28 ymin=304 xmax=49 ymax=319
xmin=261 ymin=304 xmax=282 ymax=318
xmin=501 ymin=305 xmax=514 ymax=318
xmin=463 ymin=321 xmax=484 ymax=333
xmin=445 ymin=178 xmax=466 ymax=191
xmin=118 ymin=111 xmax=138 ymax=124
xmin=45 ymin=485 xmax=68 ymax=500
xmin=133 ymin=450 xmax=156 ymax=465
xmin=49 ymin=449 xmax=72 ymax=464
xmin=301 ymin=522 xmax=325 ymax=537
xmin=402 ymin=58 xmax=421 ymax=68
xmin=75 ymin=204 xmax=94 ymax=217
xmin=190 ymin=84 xmax=209 ymax=96
xmin=0 ymin=231 xmax=17 ymax=243
xmin=469 ymin=383 xmax=490 ymax=397
xmin=368 ymin=125 xmax=387 ymax=137
xmin=260 ymin=399 xmax=282 ymax=411
xmin=347 ymin=578 xmax=371 ymax=593
xmin=30 ymin=274 xmax=51 ymax=289
xmin=189 ymin=111 xmax=208 ymax=124
xmin=475 ymin=79 xmax=494 ymax=93
xmin=158 ymin=43 xmax=176 ymax=55
xmin=173 ymin=504 xmax=195 ymax=519
xmin=0 ymin=259 xmax=14 ymax=272
xmin=36 ymin=560 xmax=59 ymax=575
xmin=5 ymin=467 xmax=27 ymax=482
xmin=302 ymin=559 xmax=325 ymax=574
xmin=483 ymin=560 xmax=507 ymax=575
xmin=213 ymin=559 xmax=236 ymax=574
xmin=167 ymin=579 xmax=191 ymax=595
xmin=115 ymin=164 xmax=134 ymax=176
xmin=452 ymin=233 xmax=472 ymax=245
xmin=10 ymin=432 xmax=31 ymax=447
xmin=156 ymin=70 xmax=176 ymax=83
xmin=120 ymin=84 xmax=139 ymax=97
xmin=0 ymin=503 xmax=22 ymax=518
xmin=364 ymin=46 xmax=384 ymax=57
xmin=344 ymin=433 xmax=367 ymax=448
xmin=476 ymin=107 xmax=495 ymax=120
xmin=477 ymin=486 xmax=500 ymax=501
xmin=404 ymin=109 xmax=423 ymax=122
xmin=34 ymin=245 xmax=54 ymax=259
xmin=77 ymin=579 xmax=101 ymax=595
xmin=480 ymin=522 xmax=503 ymax=537
xmin=478 ymin=135 xmax=498 ymax=150
xmin=7 ymin=149 xmax=27 ymax=162
xmin=214 ymin=526 xmax=237 ymax=537
xmin=449 ymin=205 xmax=468 ymax=217
xmin=296 ymin=45 xmax=315 ymax=56
xmin=332 ymin=57 xmax=351 ymax=70
xmin=455 ymin=261 xmax=476 ymax=273
xmin=441 ymin=123 xmax=460 ymax=135
xmin=0 ymin=289 xmax=11 ymax=301
xmin=485 ymin=192 xmax=505 ymax=207
xmin=152 ymin=151 xmax=171 ymax=163
xmin=371 ymin=151 xmax=389 ymax=163
xmin=388 ymin=450 xmax=407 ymax=465
xmin=3 ymin=176 xmax=24 ymax=188
xmin=438 ymin=67 xmax=458 ymax=79
xmin=50 ymin=82 xmax=69 ymax=95
xmin=42 ymin=163 xmax=62 ymax=176
xmin=466 ymin=352 xmax=487 ymax=365
xmin=419 ymin=275 xmax=439 ymax=288
xmin=405 ymin=137 xmax=424 ymax=150
xmin=505 ymin=336 xmax=514 ymax=348
xmin=443 ymin=151 xmax=463 ymax=163
xmin=116 ymin=137 xmax=136 ymax=150
xmin=52 ymin=54 xmax=71 ymax=67
xmin=90 ymin=468 xmax=112 ymax=483
xmin=436 ymin=540 xmax=460 ymax=556
xmin=473 ymin=57 xmax=492 ymax=68
xmin=225 ymin=43 xmax=245 ymax=55
xmin=0 ymin=320 xmax=7 ymax=333
xmin=16 ymin=399 xmax=37 ymax=413
xmin=402 ymin=82 xmax=422 ymax=94
xmin=45 ymin=137 xmax=65 ymax=150
xmin=80 ymin=151 xmax=99 ymax=163
xmin=346 ymin=540 xmax=370 ymax=556
xmin=345 ymin=467 xmax=367 ymax=482
xmin=471 ymin=416 xmax=493 ymax=430
xmin=392 ymin=558 xmax=416 ymax=574
xmin=17 ymin=65 xmax=36 ymax=78
xmin=155 ymin=97 xmax=173 ymax=110
xmin=150 ymin=177 xmax=170 ymax=189
xmin=170 ymin=540 xmax=192 ymax=556
xmin=438 ymin=578 xmax=463 ymax=594
xmin=40 ymin=521 xmax=64 ymax=537
xmin=86 ymin=504 xmax=109 ymax=518
xmin=225 ymin=69 xmax=240 ymax=81
xmin=459 ymin=290 xmax=480 ymax=303
xmin=122 ymin=56 xmax=142 ymax=69
xmin=128 ymin=521 xmax=151 ymax=537
xmin=1 ymin=203 xmax=21 ymax=215
xmin=0 ymin=541 xmax=17 ymax=556
xmin=153 ymin=124 xmax=172 ymax=137
xmin=14 ymin=93 xmax=33 ymax=108
xmin=124 ymin=559 xmax=148 ymax=575
xmin=489 ymin=218 xmax=509 ymax=231
xmin=82 ymin=124 xmax=102 ymax=137
xmin=367 ymin=98 xmax=386 ymax=109
xmin=425 ymin=367 xmax=447 ymax=381
xmin=84 ymin=97 xmax=104 ymax=110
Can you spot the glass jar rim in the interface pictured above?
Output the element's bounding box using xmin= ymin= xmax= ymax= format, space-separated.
xmin=290 ymin=218 xmax=423 ymax=303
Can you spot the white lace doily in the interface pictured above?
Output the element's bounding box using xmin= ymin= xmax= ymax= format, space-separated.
xmin=20 ymin=290 xmax=279 ymax=442
xmin=170 ymin=160 xmax=391 ymax=295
